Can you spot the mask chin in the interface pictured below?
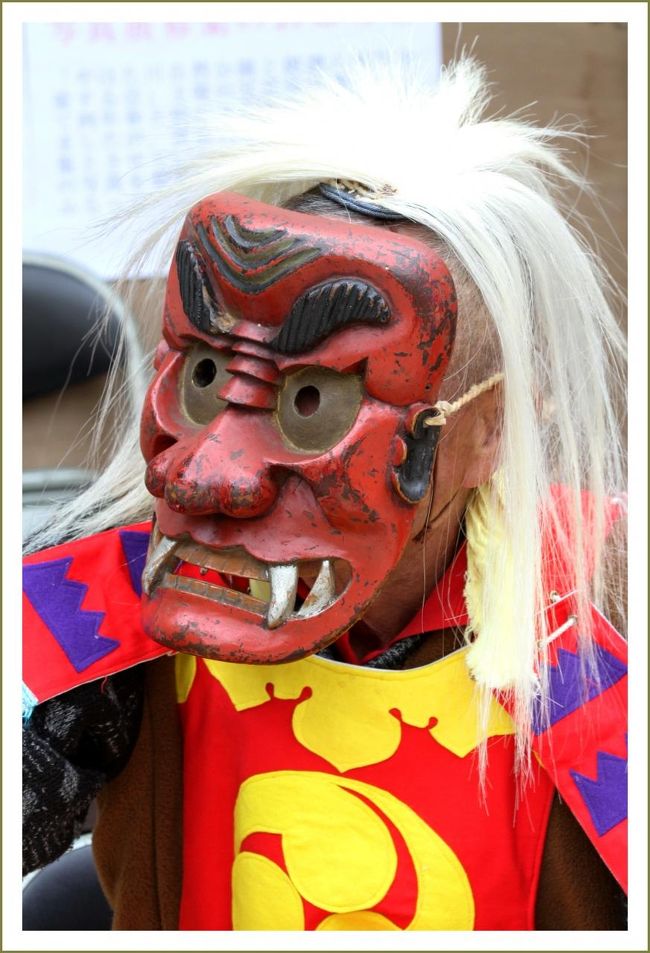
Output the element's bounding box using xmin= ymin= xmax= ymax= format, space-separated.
xmin=141 ymin=571 xmax=382 ymax=665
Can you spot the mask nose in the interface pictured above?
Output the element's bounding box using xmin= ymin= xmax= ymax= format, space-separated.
xmin=146 ymin=416 xmax=279 ymax=519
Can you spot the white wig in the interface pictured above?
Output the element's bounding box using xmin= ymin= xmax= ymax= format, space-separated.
xmin=28 ymin=58 xmax=626 ymax=767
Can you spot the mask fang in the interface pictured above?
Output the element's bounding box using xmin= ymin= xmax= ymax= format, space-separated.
xmin=267 ymin=564 xmax=299 ymax=628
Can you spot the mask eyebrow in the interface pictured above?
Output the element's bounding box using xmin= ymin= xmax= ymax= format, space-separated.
xmin=271 ymin=278 xmax=391 ymax=355
xmin=176 ymin=239 xmax=221 ymax=335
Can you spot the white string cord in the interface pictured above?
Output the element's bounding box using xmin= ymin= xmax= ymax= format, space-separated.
xmin=424 ymin=373 xmax=505 ymax=427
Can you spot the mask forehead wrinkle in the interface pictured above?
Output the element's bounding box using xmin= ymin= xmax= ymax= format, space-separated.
xmin=196 ymin=216 xmax=322 ymax=294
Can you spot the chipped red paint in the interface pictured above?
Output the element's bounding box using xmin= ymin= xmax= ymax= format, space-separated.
xmin=140 ymin=192 xmax=456 ymax=663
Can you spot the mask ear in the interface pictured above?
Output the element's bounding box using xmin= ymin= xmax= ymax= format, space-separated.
xmin=391 ymin=405 xmax=442 ymax=503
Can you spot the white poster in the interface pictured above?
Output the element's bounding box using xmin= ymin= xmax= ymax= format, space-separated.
xmin=23 ymin=21 xmax=442 ymax=278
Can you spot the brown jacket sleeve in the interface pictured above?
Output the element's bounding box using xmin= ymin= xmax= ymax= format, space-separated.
xmin=535 ymin=794 xmax=627 ymax=929
xmin=93 ymin=655 xmax=183 ymax=930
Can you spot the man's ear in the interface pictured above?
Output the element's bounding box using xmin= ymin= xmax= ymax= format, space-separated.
xmin=456 ymin=382 xmax=503 ymax=489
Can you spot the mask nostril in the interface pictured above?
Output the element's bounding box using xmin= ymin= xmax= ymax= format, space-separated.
xmin=151 ymin=434 xmax=177 ymax=458
xmin=192 ymin=358 xmax=217 ymax=388
xmin=294 ymin=385 xmax=320 ymax=417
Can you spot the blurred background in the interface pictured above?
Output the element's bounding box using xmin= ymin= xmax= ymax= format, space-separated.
xmin=22 ymin=20 xmax=627 ymax=526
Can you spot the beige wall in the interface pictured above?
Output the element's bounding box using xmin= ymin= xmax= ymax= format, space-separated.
xmin=443 ymin=22 xmax=627 ymax=292
xmin=24 ymin=22 xmax=627 ymax=471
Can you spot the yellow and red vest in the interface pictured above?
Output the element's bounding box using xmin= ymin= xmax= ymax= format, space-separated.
xmin=176 ymin=646 xmax=553 ymax=930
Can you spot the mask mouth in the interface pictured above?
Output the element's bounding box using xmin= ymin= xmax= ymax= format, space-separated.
xmin=142 ymin=523 xmax=351 ymax=629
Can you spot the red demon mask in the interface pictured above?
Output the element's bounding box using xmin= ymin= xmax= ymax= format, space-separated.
xmin=140 ymin=192 xmax=456 ymax=663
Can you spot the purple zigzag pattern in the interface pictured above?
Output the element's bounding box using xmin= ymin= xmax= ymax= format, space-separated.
xmin=23 ymin=557 xmax=119 ymax=672
xmin=570 ymin=750 xmax=628 ymax=836
xmin=532 ymin=644 xmax=627 ymax=734
xmin=119 ymin=529 xmax=151 ymax=597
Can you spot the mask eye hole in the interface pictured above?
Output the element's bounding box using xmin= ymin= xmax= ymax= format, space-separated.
xmin=181 ymin=345 xmax=231 ymax=426
xmin=192 ymin=358 xmax=218 ymax=389
xmin=277 ymin=366 xmax=363 ymax=453
xmin=294 ymin=385 xmax=320 ymax=417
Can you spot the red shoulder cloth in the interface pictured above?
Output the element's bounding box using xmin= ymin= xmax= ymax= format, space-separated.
xmin=521 ymin=595 xmax=627 ymax=892
xmin=500 ymin=489 xmax=628 ymax=891
xmin=23 ymin=522 xmax=167 ymax=706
